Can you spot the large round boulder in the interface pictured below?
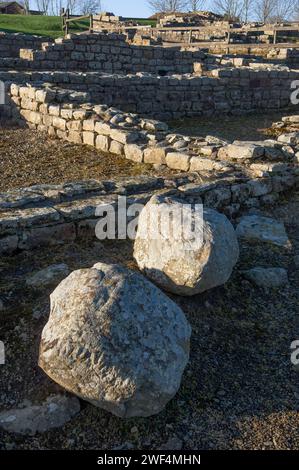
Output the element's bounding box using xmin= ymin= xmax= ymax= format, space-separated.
xmin=133 ymin=194 xmax=239 ymax=296
xmin=39 ymin=262 xmax=191 ymax=418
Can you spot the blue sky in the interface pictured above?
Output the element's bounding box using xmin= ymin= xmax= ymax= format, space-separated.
xmin=30 ymin=0 xmax=215 ymax=18
xmin=100 ymin=0 xmax=151 ymax=17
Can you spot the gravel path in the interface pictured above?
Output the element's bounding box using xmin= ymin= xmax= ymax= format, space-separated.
xmin=0 ymin=190 xmax=298 ymax=450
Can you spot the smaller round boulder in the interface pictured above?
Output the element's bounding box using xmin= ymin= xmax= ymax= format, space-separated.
xmin=133 ymin=194 xmax=239 ymax=296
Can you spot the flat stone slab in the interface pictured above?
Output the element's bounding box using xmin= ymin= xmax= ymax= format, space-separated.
xmin=236 ymin=215 xmax=290 ymax=247
xmin=243 ymin=267 xmax=289 ymax=288
xmin=0 ymin=395 xmax=80 ymax=436
xmin=26 ymin=263 xmax=70 ymax=288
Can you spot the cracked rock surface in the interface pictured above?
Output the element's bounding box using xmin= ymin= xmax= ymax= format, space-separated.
xmin=39 ymin=262 xmax=191 ymax=418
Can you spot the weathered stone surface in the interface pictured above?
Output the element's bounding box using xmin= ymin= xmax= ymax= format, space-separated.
xmin=39 ymin=262 xmax=191 ymax=418
xmin=124 ymin=144 xmax=144 ymax=162
xmin=134 ymin=194 xmax=239 ymax=296
xmin=110 ymin=129 xmax=139 ymax=145
xmin=95 ymin=134 xmax=109 ymax=152
xmin=236 ymin=215 xmax=290 ymax=247
xmin=189 ymin=156 xmax=228 ymax=172
xmin=166 ymin=152 xmax=190 ymax=171
xmin=26 ymin=263 xmax=70 ymax=288
xmin=110 ymin=140 xmax=124 ymax=155
xmin=277 ymin=133 xmax=299 ymax=145
xmin=0 ymin=235 xmax=18 ymax=255
xmin=18 ymin=223 xmax=76 ymax=250
xmin=0 ymin=395 xmax=80 ymax=436
xmin=243 ymin=267 xmax=289 ymax=288
xmin=144 ymin=147 xmax=167 ymax=165
xmin=83 ymin=131 xmax=95 ymax=146
xmin=219 ymin=142 xmax=265 ymax=161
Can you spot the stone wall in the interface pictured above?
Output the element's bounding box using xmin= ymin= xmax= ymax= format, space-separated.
xmin=1 ymin=83 xmax=298 ymax=254
xmin=0 ymin=168 xmax=297 ymax=255
xmin=1 ymin=67 xmax=298 ymax=121
xmin=6 ymin=83 xmax=298 ymax=176
xmin=0 ymin=32 xmax=52 ymax=58
xmin=17 ymin=32 xmax=206 ymax=74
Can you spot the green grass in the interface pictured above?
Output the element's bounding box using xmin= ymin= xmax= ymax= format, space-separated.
xmin=0 ymin=14 xmax=90 ymax=38
xmin=125 ymin=18 xmax=156 ymax=27
xmin=0 ymin=14 xmax=156 ymax=39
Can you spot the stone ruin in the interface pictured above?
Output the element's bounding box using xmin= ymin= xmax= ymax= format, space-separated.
xmin=93 ymin=11 xmax=138 ymax=31
xmin=156 ymin=11 xmax=226 ymax=27
xmin=0 ymin=27 xmax=298 ymax=426
xmin=90 ymin=10 xmax=299 ymax=47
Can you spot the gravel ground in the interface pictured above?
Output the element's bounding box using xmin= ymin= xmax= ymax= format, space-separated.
xmin=0 ymin=190 xmax=298 ymax=450
xmin=170 ymin=112 xmax=284 ymax=142
xmin=0 ymin=125 xmax=161 ymax=192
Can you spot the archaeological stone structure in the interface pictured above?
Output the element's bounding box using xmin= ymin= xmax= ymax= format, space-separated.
xmin=0 ymin=21 xmax=299 ymax=428
xmin=0 ymin=30 xmax=298 ymax=257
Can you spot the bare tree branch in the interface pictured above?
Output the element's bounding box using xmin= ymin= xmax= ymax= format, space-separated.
xmin=212 ymin=0 xmax=242 ymax=20
xmin=188 ymin=0 xmax=206 ymax=12
xmin=147 ymin=0 xmax=188 ymax=13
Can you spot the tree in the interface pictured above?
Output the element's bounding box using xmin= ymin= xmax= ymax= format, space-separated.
xmin=212 ymin=0 xmax=242 ymax=20
xmin=254 ymin=0 xmax=278 ymax=23
xmin=80 ymin=0 xmax=101 ymax=14
xmin=36 ymin=0 xmax=51 ymax=14
xmin=188 ymin=0 xmax=206 ymax=12
xmin=66 ymin=0 xmax=80 ymax=15
xmin=147 ymin=0 xmax=188 ymax=13
xmin=23 ymin=0 xmax=30 ymax=14
xmin=49 ymin=0 xmax=64 ymax=16
xmin=270 ymin=0 xmax=296 ymax=21
xmin=241 ymin=0 xmax=254 ymax=22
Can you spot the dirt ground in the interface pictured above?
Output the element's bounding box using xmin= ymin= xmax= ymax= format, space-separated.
xmin=0 ymin=188 xmax=298 ymax=450
xmin=0 ymin=126 xmax=161 ymax=192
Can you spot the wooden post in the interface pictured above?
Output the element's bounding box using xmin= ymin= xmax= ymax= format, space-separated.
xmin=188 ymin=29 xmax=192 ymax=44
xmin=66 ymin=8 xmax=70 ymax=36
xmin=90 ymin=14 xmax=94 ymax=33
xmin=227 ymin=30 xmax=231 ymax=44
xmin=273 ymin=29 xmax=277 ymax=45
xmin=61 ymin=8 xmax=65 ymax=37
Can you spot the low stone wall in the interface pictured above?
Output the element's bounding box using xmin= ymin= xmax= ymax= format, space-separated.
xmin=16 ymin=32 xmax=206 ymax=74
xmin=267 ymin=48 xmax=299 ymax=65
xmin=0 ymin=167 xmax=297 ymax=255
xmin=0 ymin=32 xmax=52 ymax=58
xmin=1 ymin=66 xmax=298 ymax=121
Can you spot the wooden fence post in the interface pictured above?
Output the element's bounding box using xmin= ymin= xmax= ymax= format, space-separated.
xmin=90 ymin=14 xmax=94 ymax=33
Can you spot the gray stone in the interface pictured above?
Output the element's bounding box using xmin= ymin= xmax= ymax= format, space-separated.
xmin=0 ymin=395 xmax=80 ymax=436
xmin=243 ymin=267 xmax=289 ymax=288
xmin=236 ymin=215 xmax=290 ymax=247
xmin=166 ymin=152 xmax=190 ymax=171
xmin=124 ymin=144 xmax=144 ymax=162
xmin=277 ymin=133 xmax=299 ymax=145
xmin=134 ymin=194 xmax=239 ymax=296
xmin=39 ymin=262 xmax=191 ymax=418
xmin=219 ymin=141 xmax=265 ymax=161
xmin=26 ymin=263 xmax=70 ymax=288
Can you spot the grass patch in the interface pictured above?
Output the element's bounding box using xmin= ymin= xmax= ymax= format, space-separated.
xmin=0 ymin=14 xmax=155 ymax=39
xmin=0 ymin=14 xmax=90 ymax=38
